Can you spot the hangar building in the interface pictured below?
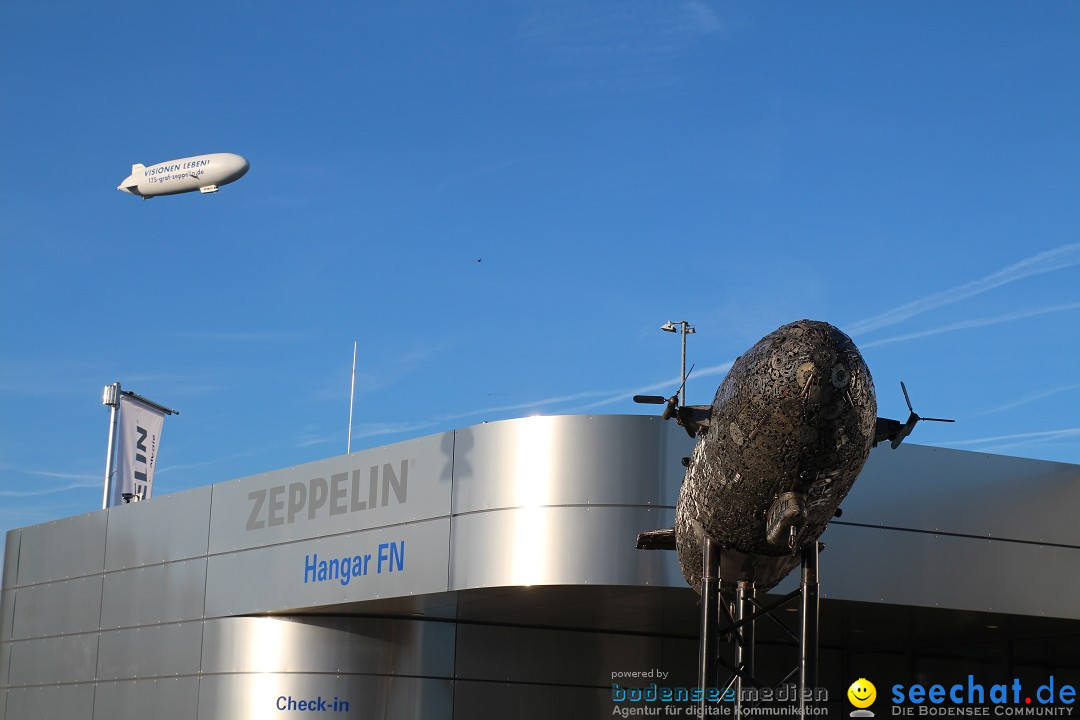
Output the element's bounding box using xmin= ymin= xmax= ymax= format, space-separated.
xmin=2 ymin=415 xmax=1079 ymax=718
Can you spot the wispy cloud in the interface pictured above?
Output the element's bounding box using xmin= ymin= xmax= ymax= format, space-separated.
xmin=937 ymin=427 xmax=1080 ymax=454
xmin=155 ymin=450 xmax=262 ymax=476
xmin=351 ymin=420 xmax=448 ymax=442
xmin=0 ymin=467 xmax=98 ymax=482
xmin=849 ymin=243 xmax=1080 ymax=337
xmin=859 ymin=302 xmax=1080 ymax=349
xmin=295 ymin=433 xmax=335 ymax=448
xmin=346 ymin=361 xmax=737 ymax=444
xmin=0 ymin=481 xmax=100 ymax=498
xmin=567 ymin=360 xmax=734 ymax=412
xmin=970 ymin=383 xmax=1080 ymax=418
xmin=444 ymin=388 xmax=627 ymax=418
xmin=519 ymin=0 xmax=725 ymax=92
xmin=345 ymin=389 xmax=624 ymax=445
xmin=169 ymin=330 xmax=304 ymax=342
xmin=361 ymin=341 xmax=452 ymax=394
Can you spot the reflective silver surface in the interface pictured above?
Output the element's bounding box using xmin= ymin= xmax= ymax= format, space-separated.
xmin=197 ymin=674 xmax=453 ymax=720
xmin=99 ymin=558 xmax=207 ymax=629
xmin=450 ymin=506 xmax=680 ymax=589
xmin=204 ymin=517 xmax=450 ymax=617
xmin=1 ymin=531 xmax=17 ymax=590
xmin=93 ymin=677 xmax=200 ymax=720
xmin=843 ymin=444 xmax=1080 ymax=545
xmin=0 ymin=591 xmax=12 ymax=650
xmin=8 ymin=633 xmax=98 ymax=685
xmin=0 ymin=640 xmax=9 ymax=690
xmin=456 ymin=622 xmax=661 ymax=685
xmin=208 ymin=432 xmax=453 ymax=554
xmin=453 ymin=681 xmax=609 ymax=719
xmin=10 ymin=575 xmax=102 ymax=639
xmin=201 ymin=616 xmax=454 ymax=676
xmin=97 ymin=622 xmax=204 ymax=680
xmin=0 ymin=415 xmax=1078 ymax=719
xmin=819 ymin=523 xmax=1080 ymax=619
xmin=15 ymin=512 xmax=106 ymax=585
xmin=105 ymin=486 xmax=212 ymax=571
xmin=452 ymin=415 xmax=690 ymax=512
xmin=4 ymin=685 xmax=94 ymax=720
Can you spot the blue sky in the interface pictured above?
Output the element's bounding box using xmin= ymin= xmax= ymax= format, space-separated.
xmin=2 ymin=2 xmax=1079 ymax=547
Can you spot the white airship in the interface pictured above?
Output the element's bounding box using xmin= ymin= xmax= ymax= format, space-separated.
xmin=117 ymin=153 xmax=249 ymax=198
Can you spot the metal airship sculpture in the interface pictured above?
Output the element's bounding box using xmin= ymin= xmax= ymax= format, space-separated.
xmin=634 ymin=319 xmax=952 ymax=713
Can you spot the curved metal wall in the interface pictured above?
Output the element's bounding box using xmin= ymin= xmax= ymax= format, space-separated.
xmin=1 ymin=415 xmax=1078 ymax=720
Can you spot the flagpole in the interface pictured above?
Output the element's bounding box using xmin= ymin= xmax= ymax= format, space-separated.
xmin=347 ymin=341 xmax=357 ymax=454
xmin=101 ymin=382 xmax=121 ymax=509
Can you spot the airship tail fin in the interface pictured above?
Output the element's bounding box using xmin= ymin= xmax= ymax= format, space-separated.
xmin=636 ymin=527 xmax=676 ymax=551
xmin=131 ymin=163 xmax=145 ymax=174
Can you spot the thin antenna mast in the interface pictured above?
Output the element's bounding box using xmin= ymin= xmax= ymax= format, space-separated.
xmin=347 ymin=341 xmax=357 ymax=454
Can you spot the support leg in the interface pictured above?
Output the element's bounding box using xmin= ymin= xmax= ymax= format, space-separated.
xmin=698 ymin=536 xmax=721 ymax=716
xmin=798 ymin=542 xmax=820 ymax=718
xmin=734 ymin=580 xmax=756 ymax=713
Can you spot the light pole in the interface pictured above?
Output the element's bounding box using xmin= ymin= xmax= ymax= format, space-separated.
xmin=661 ymin=320 xmax=695 ymax=406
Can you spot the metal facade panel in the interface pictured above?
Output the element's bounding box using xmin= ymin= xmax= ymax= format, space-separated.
xmin=453 ymin=680 xmax=610 ymax=720
xmin=449 ymin=506 xmax=681 ymax=590
xmin=201 ymin=616 xmax=454 ymax=676
xmin=848 ymin=445 xmax=1080 ymax=545
xmin=0 ymin=590 xmax=12 ymax=647
xmin=197 ymin=674 xmax=453 ymax=720
xmin=5 ymin=684 xmax=94 ymax=720
xmin=2 ymin=531 xmax=18 ymax=590
xmin=8 ymin=633 xmax=98 ymax=686
xmin=204 ymin=518 xmax=450 ymax=617
xmin=96 ymin=622 xmax=204 ymax=680
xmin=93 ymin=677 xmax=199 ymax=720
xmin=455 ymin=622 xmax=662 ymax=686
xmin=0 ymin=641 xmax=9 ymax=689
xmin=99 ymin=558 xmax=207 ymax=629
xmin=104 ymin=486 xmax=212 ymax=571
xmin=819 ymin=523 xmax=1080 ymax=619
xmin=208 ymin=432 xmax=454 ymax=554
xmin=452 ymin=415 xmax=691 ymax=513
xmin=16 ymin=512 xmax=107 ymax=586
xmin=11 ymin=575 xmax=102 ymax=640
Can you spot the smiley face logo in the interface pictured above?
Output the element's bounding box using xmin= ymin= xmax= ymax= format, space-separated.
xmin=848 ymin=678 xmax=877 ymax=709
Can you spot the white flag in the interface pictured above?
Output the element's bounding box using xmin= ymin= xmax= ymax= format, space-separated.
xmin=111 ymin=395 xmax=166 ymax=506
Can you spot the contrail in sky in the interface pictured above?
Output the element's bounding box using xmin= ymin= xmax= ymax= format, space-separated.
xmin=937 ymin=427 xmax=1080 ymax=453
xmin=568 ymin=360 xmax=734 ymax=412
xmin=0 ymin=481 xmax=100 ymax=498
xmin=345 ymin=362 xmax=738 ymax=442
xmin=970 ymin=383 xmax=1080 ymax=418
xmin=344 ymin=388 xmax=635 ymax=443
xmin=860 ymin=302 xmax=1080 ymax=349
xmin=849 ymin=242 xmax=1080 ymax=336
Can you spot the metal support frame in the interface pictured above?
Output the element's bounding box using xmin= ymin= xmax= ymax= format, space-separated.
xmin=734 ymin=580 xmax=756 ymax=713
xmin=696 ymin=540 xmax=824 ymax=718
xmin=698 ymin=535 xmax=721 ymax=717
xmin=799 ymin=542 xmax=820 ymax=717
